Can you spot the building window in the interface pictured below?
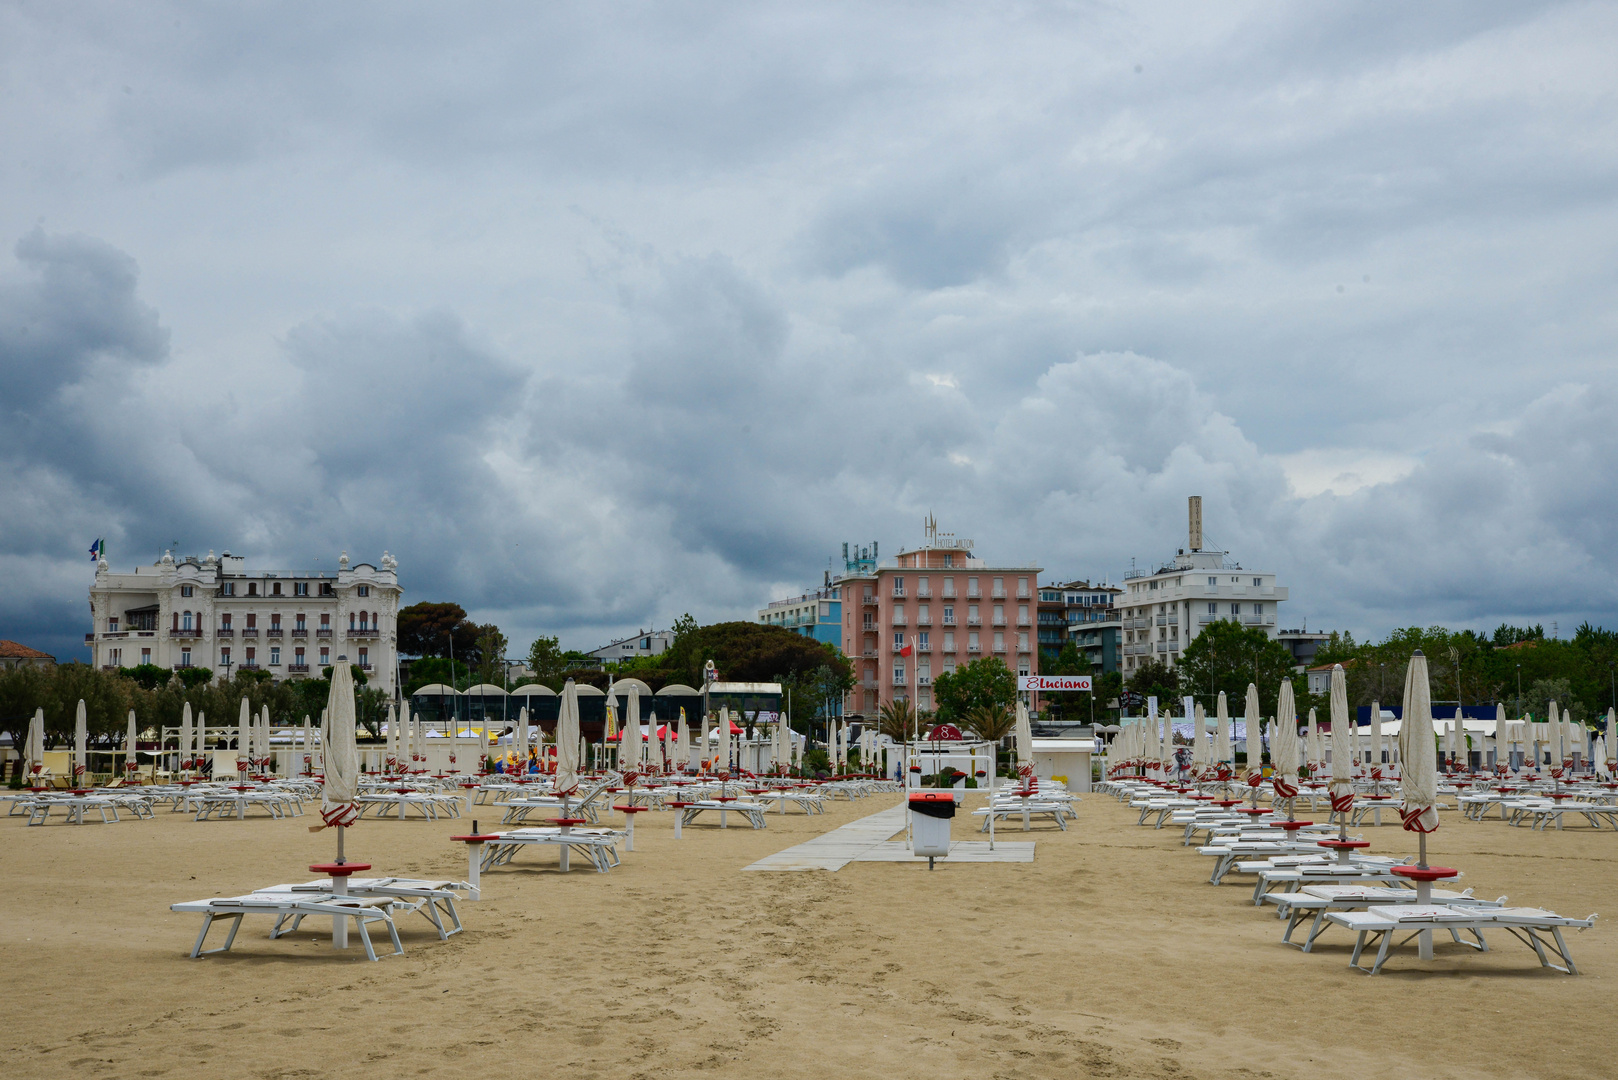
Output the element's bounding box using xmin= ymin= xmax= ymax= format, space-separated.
xmin=967 ymin=577 xmax=979 ymax=597
xmin=319 ymin=647 xmax=330 ymax=666
xmin=181 ymin=648 xmax=191 ymax=666
xmin=220 ymin=614 xmax=232 ymax=630
xmin=270 ymin=614 xmax=281 ymax=629
xmin=319 ymin=582 xmax=334 ymax=597
xmin=349 ymin=613 xmax=356 ymax=631
xmin=107 ymin=617 xmax=118 ymax=632
xmin=182 ymin=611 xmax=193 ymax=631
xmin=245 ymin=613 xmax=256 ymax=629
xmin=272 ymin=582 xmax=282 ymax=596
xmin=1208 ymin=603 xmax=1218 ymax=614
xmin=1018 ymin=631 xmax=1029 ymax=650
xmin=295 ymin=582 xmax=309 ymax=597
xmin=1254 ymin=578 xmax=1262 ymax=587
xmin=295 ymin=647 xmax=305 ymax=666
xmin=357 ymin=585 xmax=369 ymax=597
xmin=107 ymin=648 xmax=121 ymax=666
xmin=140 ymin=647 xmax=150 ymax=664
xmin=220 ymin=583 xmax=235 ymax=596
xmin=943 ymin=606 xmax=954 ymax=624
xmin=943 ymin=632 xmax=954 ymax=651
xmin=968 ymin=631 xmax=980 ymax=649
xmin=1231 ymin=604 xmax=1241 ymax=615
xmin=220 ymin=648 xmax=230 ymax=666
xmin=993 ymin=577 xmax=1005 ymax=597
xmin=320 ymin=614 xmax=330 ymax=628
xmin=993 ymin=632 xmax=1005 ymax=651
xmin=894 ymin=632 xmax=904 ymax=650
xmin=358 ymin=647 xmax=369 ymax=669
xmin=893 ymin=576 xmax=905 ymax=596
xmin=245 ymin=647 xmax=255 ymax=664
xmin=1209 ymin=577 xmax=1218 ymax=586
xmin=247 ymin=582 xmax=258 ymax=597
xmin=270 ymin=646 xmax=280 ymax=665
xmin=942 ymin=553 xmax=953 ymax=567
xmin=181 ymin=585 xmax=194 ymax=598
xmin=918 ymin=631 xmax=929 ymax=648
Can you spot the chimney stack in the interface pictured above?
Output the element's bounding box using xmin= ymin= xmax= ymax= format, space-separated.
xmin=1188 ymin=496 xmax=1203 ymax=552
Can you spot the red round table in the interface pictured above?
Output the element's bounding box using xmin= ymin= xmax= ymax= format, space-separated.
xmin=1318 ymin=837 xmax=1369 ymax=863
xmin=1271 ymin=820 xmax=1314 ymax=831
xmin=1390 ymin=863 xmax=1461 ymax=958
xmin=449 ymin=836 xmax=498 ymax=899
xmin=309 ymin=862 xmax=373 ymax=948
xmin=667 ymin=801 xmax=691 ymax=839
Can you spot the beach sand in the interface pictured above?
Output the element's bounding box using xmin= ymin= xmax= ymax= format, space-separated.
xmin=3 ymin=787 xmax=1613 ymax=1080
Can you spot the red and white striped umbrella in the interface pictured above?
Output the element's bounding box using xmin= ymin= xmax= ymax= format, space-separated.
xmin=1328 ymin=665 xmax=1354 ymax=816
xmin=1271 ymin=679 xmax=1300 ymax=802
xmin=319 ymin=661 xmax=360 ymax=828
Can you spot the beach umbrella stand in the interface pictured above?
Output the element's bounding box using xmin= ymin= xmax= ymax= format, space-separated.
xmin=1390 ymin=649 xmax=1457 ymax=961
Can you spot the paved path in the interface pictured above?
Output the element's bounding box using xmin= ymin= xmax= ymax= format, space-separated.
xmin=742 ymin=803 xmax=1034 ymax=871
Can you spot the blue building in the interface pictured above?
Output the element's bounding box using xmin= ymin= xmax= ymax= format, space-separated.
xmin=757 ymin=582 xmax=844 ymax=651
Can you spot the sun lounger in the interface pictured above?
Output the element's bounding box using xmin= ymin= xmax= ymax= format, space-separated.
xmin=172 ymin=893 xmax=404 ymax=961
xmin=355 ymin=791 xmax=463 ymax=820
xmin=258 ymin=878 xmax=466 ymax=940
xmin=26 ymin=794 xmax=123 ymax=825
xmin=479 ymin=826 xmax=625 ymax=872
xmin=1325 ymin=905 xmax=1598 ymax=974
xmin=972 ymin=801 xmax=1070 ymax=831
xmin=679 ymin=800 xmax=768 ymax=830
xmin=1263 ymin=885 xmax=1500 ymax=950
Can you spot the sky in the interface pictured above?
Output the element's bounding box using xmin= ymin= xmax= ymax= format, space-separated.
xmin=3 ymin=1 xmax=1617 ymax=663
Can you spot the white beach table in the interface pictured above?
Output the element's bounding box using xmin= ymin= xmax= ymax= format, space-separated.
xmin=259 ymin=877 xmax=467 ymax=940
xmin=1326 ymin=905 xmax=1597 ymax=975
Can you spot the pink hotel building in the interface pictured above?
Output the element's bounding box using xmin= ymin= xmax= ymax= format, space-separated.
xmin=837 ymin=529 xmax=1041 ymax=716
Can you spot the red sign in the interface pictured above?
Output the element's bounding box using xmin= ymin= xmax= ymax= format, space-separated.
xmin=926 ymin=724 xmax=963 ymax=741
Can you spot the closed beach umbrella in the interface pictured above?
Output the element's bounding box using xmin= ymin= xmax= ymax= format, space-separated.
xmin=320 ymin=658 xmax=361 ymax=830
xmin=1370 ymin=703 xmax=1385 ymax=774
xmin=1243 ymin=684 xmax=1261 ymax=781
xmin=237 ymin=696 xmax=250 ymax=776
xmin=516 ymin=706 xmax=530 ymax=769
xmin=676 ymin=707 xmax=689 ymax=771
xmin=1328 ymin=665 xmax=1354 ymax=820
xmin=556 ymin=679 xmax=581 ymax=793
xmin=1397 ymin=651 xmax=1440 ymax=838
xmin=1606 ymin=708 xmax=1616 ymax=768
xmin=74 ymin=699 xmax=88 ymax=783
xmin=179 ymin=701 xmax=193 ymax=772
xmin=1548 ymin=701 xmax=1562 ymax=772
xmin=1192 ymin=702 xmax=1208 ymax=770
xmin=1015 ymin=697 xmax=1034 ymax=773
xmin=1215 ymin=692 xmax=1231 ymax=769
xmin=385 ymin=701 xmax=397 ymax=770
xmin=625 ymin=683 xmax=643 ymax=772
xmin=1272 ymin=680 xmax=1300 ymax=805
xmin=25 ymin=707 xmax=44 ymax=779
xmin=700 ymin=709 xmax=712 ymax=772
xmin=125 ymin=709 xmax=137 ymax=775
xmin=1494 ymin=703 xmax=1507 ymax=769
xmin=301 ymin=713 xmax=313 ymax=775
xmin=663 ymin=711 xmax=675 ymax=771
xmin=1305 ymin=707 xmax=1320 ymax=774
xmin=1595 ymin=736 xmax=1609 ymax=778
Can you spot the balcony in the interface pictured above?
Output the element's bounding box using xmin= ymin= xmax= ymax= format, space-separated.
xmin=1168 ymin=642 xmax=1180 ymax=652
xmin=172 ymin=662 xmax=195 ymax=670
xmin=967 ymin=615 xmax=981 ymax=625
xmin=166 ymin=628 xmax=199 ymax=639
xmin=967 ymin=590 xmax=981 ymax=600
xmin=993 ymin=642 xmax=1007 ymax=653
xmin=1157 ymin=642 xmax=1168 ymax=652
xmin=991 ymin=616 xmax=1006 ymax=627
xmin=941 ymin=615 xmax=956 ymax=625
xmin=941 ymin=642 xmax=956 ymax=653
xmin=915 ymin=613 xmax=932 ymax=625
xmin=890 ymin=613 xmax=907 ymax=627
xmin=862 ymin=595 xmax=878 ymax=607
xmin=241 ymin=627 xmax=259 ymax=637
xmin=1016 ymin=617 xmax=1030 ymax=626
xmin=241 ymin=662 xmax=260 ymax=670
xmin=891 ymin=589 xmax=906 ymax=599
xmin=267 ymin=628 xmax=283 ymax=638
xmin=916 ymin=642 xmax=931 ymax=652
xmin=216 ymin=627 xmax=234 ymax=637
xmin=991 ymin=590 xmax=1006 ymax=600
xmin=862 ymin=623 xmax=876 ymax=633
xmin=967 ymin=643 xmax=982 ymax=653
xmin=892 ymin=674 xmax=908 ymax=686
xmin=1198 ymin=615 xmax=1216 ymax=625
xmin=862 ymin=649 xmax=877 ymax=658
xmin=291 ymin=626 xmax=308 ymax=636
xmin=917 ymin=675 xmax=931 ymax=686
xmin=101 ymin=664 xmax=120 ymax=671
xmin=942 ymin=590 xmax=956 ymax=600
xmin=316 ymin=628 xmax=333 ymax=637
xmin=287 ymin=664 xmax=310 ymax=673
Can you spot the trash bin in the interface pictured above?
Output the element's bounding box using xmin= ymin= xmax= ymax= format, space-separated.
xmin=909 ymin=791 xmax=955 ymax=869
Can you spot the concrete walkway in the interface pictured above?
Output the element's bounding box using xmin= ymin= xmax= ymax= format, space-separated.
xmin=742 ymin=803 xmax=1035 ymax=871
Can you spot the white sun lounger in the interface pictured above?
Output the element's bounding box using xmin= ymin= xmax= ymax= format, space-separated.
xmin=679 ymin=800 xmax=768 ymax=829
xmin=1326 ymin=905 xmax=1598 ymax=975
xmin=26 ymin=794 xmax=123 ymax=825
xmin=1263 ymin=885 xmax=1500 ymax=950
xmin=259 ymin=878 xmax=467 ymax=940
xmin=355 ymin=792 xmax=463 ymax=820
xmin=480 ymin=827 xmax=625 ymax=872
xmin=172 ymin=893 xmax=404 ymax=961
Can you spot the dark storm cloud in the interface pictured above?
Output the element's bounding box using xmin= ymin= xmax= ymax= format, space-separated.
xmin=2 ymin=2 xmax=1617 ymax=660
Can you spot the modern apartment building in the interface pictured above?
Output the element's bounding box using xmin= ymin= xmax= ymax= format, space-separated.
xmin=1037 ymin=580 xmax=1123 ymax=672
xmin=587 ymin=629 xmax=675 ymax=662
xmin=1118 ymin=497 xmax=1288 ymax=677
xmin=756 ymin=584 xmax=843 ymax=648
xmin=835 ymin=520 xmax=1041 ymax=715
xmin=85 ymin=548 xmax=403 ymax=694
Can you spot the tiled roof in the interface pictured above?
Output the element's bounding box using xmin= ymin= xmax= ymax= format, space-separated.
xmin=0 ymin=640 xmax=55 ymax=660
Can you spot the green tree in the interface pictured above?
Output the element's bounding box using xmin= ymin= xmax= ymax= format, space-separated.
xmin=121 ymin=663 xmax=171 ymax=691
xmin=932 ymin=656 xmax=1017 ymax=722
xmin=1045 ymin=640 xmax=1089 ymax=677
xmin=396 ymin=601 xmax=480 ymax=658
xmin=962 ymin=704 xmax=1015 ymax=744
xmin=474 ymin=623 xmax=508 ymax=687
xmin=1175 ymin=620 xmax=1300 ymax=716
xmin=1124 ymin=657 xmax=1180 ymax=712
xmin=526 ymin=635 xmax=568 ymax=687
xmin=876 ymin=698 xmax=917 ymax=742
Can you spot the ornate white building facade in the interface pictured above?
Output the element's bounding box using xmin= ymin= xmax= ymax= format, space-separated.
xmin=86 ymin=549 xmax=403 ymax=695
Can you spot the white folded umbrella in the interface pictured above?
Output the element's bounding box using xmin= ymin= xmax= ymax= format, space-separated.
xmin=1397 ymin=651 xmax=1440 ymax=836
xmin=1243 ymin=684 xmax=1261 ymax=777
xmin=1215 ymin=691 xmax=1231 ymax=767
xmin=74 ymin=699 xmax=88 ymax=782
xmin=125 ymin=709 xmax=137 ymax=773
xmin=556 ymin=679 xmax=581 ymax=793
xmin=320 ymin=659 xmax=361 ymax=830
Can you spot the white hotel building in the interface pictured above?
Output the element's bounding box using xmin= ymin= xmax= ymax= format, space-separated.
xmin=86 ymin=549 xmax=403 ymax=695
xmin=1119 ymin=498 xmax=1288 ymax=675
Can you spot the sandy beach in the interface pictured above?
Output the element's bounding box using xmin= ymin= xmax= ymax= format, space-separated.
xmin=4 ymin=788 xmax=1613 ymax=1080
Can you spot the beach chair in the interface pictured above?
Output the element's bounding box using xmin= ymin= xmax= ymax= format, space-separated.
xmin=1263 ymin=885 xmax=1501 ymax=950
xmin=171 ymin=893 xmax=404 ymax=961
xmin=1326 ymin=905 xmax=1597 ymax=975
xmin=260 ymin=878 xmax=467 ymax=940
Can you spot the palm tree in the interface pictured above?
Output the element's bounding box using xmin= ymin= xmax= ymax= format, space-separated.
xmin=876 ymin=698 xmax=916 ymax=742
xmin=964 ymin=705 xmax=1015 ymax=744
